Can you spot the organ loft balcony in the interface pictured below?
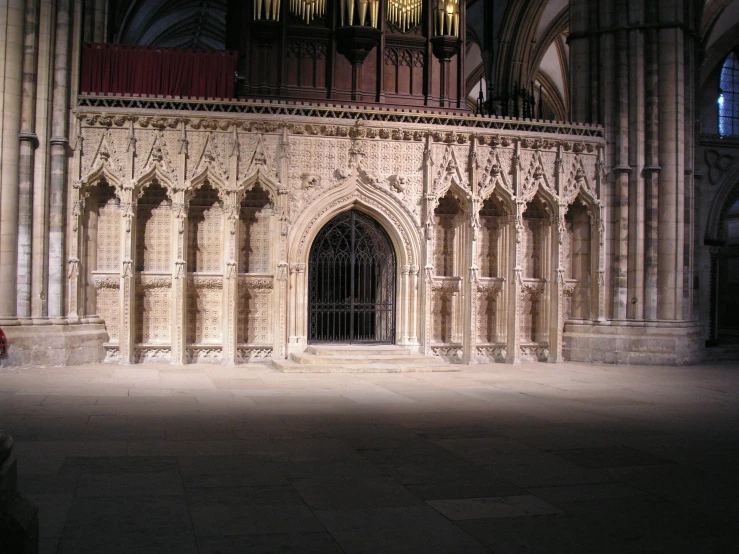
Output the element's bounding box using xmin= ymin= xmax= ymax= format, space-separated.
xmin=81 ymin=0 xmax=468 ymax=112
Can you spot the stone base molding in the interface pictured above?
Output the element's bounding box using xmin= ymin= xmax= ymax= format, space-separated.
xmin=0 ymin=323 xmax=107 ymax=368
xmin=563 ymin=321 xmax=705 ymax=366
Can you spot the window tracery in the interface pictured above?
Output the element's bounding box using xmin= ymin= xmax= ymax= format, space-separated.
xmin=719 ymin=52 xmax=739 ymax=137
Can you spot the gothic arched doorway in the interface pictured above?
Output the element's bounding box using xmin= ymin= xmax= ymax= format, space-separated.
xmin=308 ymin=210 xmax=396 ymax=344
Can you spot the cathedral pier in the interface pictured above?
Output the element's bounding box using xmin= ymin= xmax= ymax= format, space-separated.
xmin=564 ymin=0 xmax=704 ymax=365
xmin=0 ymin=0 xmax=25 ymax=326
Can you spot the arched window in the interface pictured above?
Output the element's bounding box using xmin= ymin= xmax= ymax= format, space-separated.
xmin=719 ymin=52 xmax=739 ymax=137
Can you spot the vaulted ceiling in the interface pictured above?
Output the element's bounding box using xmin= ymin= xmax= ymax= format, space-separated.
xmin=110 ymin=0 xmax=227 ymax=50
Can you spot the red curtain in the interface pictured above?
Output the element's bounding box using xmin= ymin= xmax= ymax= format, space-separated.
xmin=80 ymin=43 xmax=237 ymax=99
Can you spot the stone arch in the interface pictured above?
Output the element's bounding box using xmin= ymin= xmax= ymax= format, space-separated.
xmin=237 ymin=169 xmax=281 ymax=206
xmin=187 ymin=165 xmax=228 ymax=198
xmin=704 ymin=165 xmax=739 ymax=345
xmin=526 ymin=182 xmax=558 ymax=216
xmin=286 ymin=174 xmax=422 ymax=353
xmin=706 ymin=164 xmax=739 ymax=244
xmin=434 ymin=180 xmax=471 ymax=214
xmin=290 ymin=175 xmax=421 ymax=269
xmin=132 ymin=164 xmax=176 ymax=198
xmin=79 ymin=164 xmax=123 ymax=193
xmin=480 ymin=180 xmax=515 ymax=215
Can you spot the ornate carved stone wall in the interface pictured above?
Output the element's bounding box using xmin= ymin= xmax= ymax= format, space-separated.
xmin=70 ymin=105 xmax=606 ymax=364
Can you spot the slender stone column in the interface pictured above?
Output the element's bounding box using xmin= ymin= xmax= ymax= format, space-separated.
xmin=612 ymin=19 xmax=630 ymax=321
xmin=498 ymin=217 xmax=511 ymax=346
xmin=48 ymin=0 xmax=71 ymax=319
xmin=170 ymin=189 xmax=188 ymax=364
xmin=66 ymin=180 xmax=83 ymax=320
xmin=400 ymin=265 xmax=410 ymax=344
xmin=408 ymin=265 xmax=418 ymax=344
xmin=657 ymin=23 xmax=684 ymax=321
xmin=275 ymin=260 xmax=288 ymax=358
xmin=118 ymin=183 xmax=136 ymax=364
xmin=463 ymin=263 xmax=478 ymax=364
xmin=288 ymin=263 xmax=299 ymax=350
xmin=0 ymin=0 xmax=25 ymax=324
xmin=294 ymin=263 xmax=306 ymax=344
xmin=275 ymin=185 xmax=289 ymax=359
xmin=507 ymin=145 xmax=523 ymax=363
xmin=463 ymin=196 xmax=480 ymax=364
xmin=627 ymin=22 xmax=645 ymax=320
xmin=420 ymin=135 xmax=434 ymax=355
xmin=550 ymin=143 xmax=566 ymax=362
xmin=17 ymin=0 xmax=40 ymax=321
xmin=31 ymin=0 xmax=54 ymax=321
xmin=550 ymin=203 xmax=566 ymax=362
xmin=643 ymin=3 xmax=660 ymax=321
xmin=222 ymin=192 xmax=239 ymax=365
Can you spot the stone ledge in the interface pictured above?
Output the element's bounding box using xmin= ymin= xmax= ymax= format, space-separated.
xmin=0 ymin=323 xmax=108 ymax=368
xmin=563 ymin=321 xmax=705 ymax=365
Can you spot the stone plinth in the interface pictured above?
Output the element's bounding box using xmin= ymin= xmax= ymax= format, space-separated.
xmin=0 ymin=323 xmax=107 ymax=368
xmin=563 ymin=321 xmax=705 ymax=365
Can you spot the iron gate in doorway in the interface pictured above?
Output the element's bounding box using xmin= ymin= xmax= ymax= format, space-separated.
xmin=308 ymin=210 xmax=396 ymax=343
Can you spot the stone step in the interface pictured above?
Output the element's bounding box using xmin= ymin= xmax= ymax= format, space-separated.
xmin=272 ymin=358 xmax=456 ymax=373
xmin=272 ymin=344 xmax=453 ymax=373
xmin=305 ymin=345 xmax=411 ymax=356
xmin=290 ymin=352 xmax=422 ymax=365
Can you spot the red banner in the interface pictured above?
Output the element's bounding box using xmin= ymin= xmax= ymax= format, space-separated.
xmin=80 ymin=43 xmax=237 ymax=99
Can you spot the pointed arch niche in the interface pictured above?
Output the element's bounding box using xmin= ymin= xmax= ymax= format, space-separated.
xmin=430 ymin=190 xmax=467 ymax=349
xmin=563 ymin=198 xmax=593 ymax=320
xmin=476 ymin=194 xmax=511 ymax=351
xmin=186 ymin=183 xmax=223 ymax=351
xmin=520 ymin=194 xmax=553 ymax=350
xmin=237 ymin=184 xmax=276 ymax=358
xmin=134 ymin=182 xmax=172 ymax=351
xmin=85 ymin=179 xmax=121 ymax=345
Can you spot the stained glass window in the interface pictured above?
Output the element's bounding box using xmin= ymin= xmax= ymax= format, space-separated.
xmin=719 ymin=52 xmax=739 ymax=137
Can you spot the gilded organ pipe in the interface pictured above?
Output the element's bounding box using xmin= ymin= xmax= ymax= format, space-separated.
xmin=290 ymin=0 xmax=326 ymax=24
xmin=434 ymin=0 xmax=460 ymax=37
xmin=388 ymin=0 xmax=423 ymax=32
xmin=340 ymin=0 xmax=380 ymax=28
xmin=254 ymin=0 xmax=281 ymax=21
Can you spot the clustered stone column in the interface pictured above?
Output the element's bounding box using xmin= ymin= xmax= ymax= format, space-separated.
xmin=0 ymin=0 xmax=109 ymax=366
xmin=569 ymin=0 xmax=696 ymax=323
xmin=0 ymin=0 xmax=25 ymax=327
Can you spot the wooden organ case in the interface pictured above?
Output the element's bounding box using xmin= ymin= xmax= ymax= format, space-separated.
xmin=226 ymin=0 xmax=466 ymax=110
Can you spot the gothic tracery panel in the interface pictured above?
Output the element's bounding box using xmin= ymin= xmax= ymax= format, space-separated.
xmin=96 ymin=196 xmax=121 ymax=273
xmin=135 ymin=282 xmax=171 ymax=344
xmin=187 ymin=185 xmax=223 ymax=273
xmin=237 ymin=284 xmax=273 ymax=345
xmin=95 ymin=280 xmax=119 ymax=343
xmin=434 ymin=194 xmax=461 ymax=277
xmin=136 ymin=184 xmax=171 ymax=273
xmin=479 ymin=198 xmax=505 ymax=277
xmin=566 ymin=201 xmax=592 ymax=319
xmin=477 ymin=293 xmax=497 ymax=343
xmin=187 ymin=279 xmax=223 ymax=344
xmin=239 ymin=187 xmax=273 ymax=274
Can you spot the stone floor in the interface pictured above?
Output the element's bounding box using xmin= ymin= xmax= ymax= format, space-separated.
xmin=1 ymin=359 xmax=738 ymax=554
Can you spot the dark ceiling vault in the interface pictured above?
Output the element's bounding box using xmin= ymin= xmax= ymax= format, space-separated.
xmin=110 ymin=0 xmax=227 ymax=49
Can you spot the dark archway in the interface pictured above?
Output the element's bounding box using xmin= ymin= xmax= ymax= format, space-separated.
xmin=308 ymin=210 xmax=396 ymax=344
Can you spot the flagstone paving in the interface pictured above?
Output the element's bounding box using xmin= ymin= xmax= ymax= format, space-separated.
xmin=2 ymin=359 xmax=738 ymax=553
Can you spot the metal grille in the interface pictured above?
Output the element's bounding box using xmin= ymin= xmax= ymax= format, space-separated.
xmin=309 ymin=210 xmax=396 ymax=344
